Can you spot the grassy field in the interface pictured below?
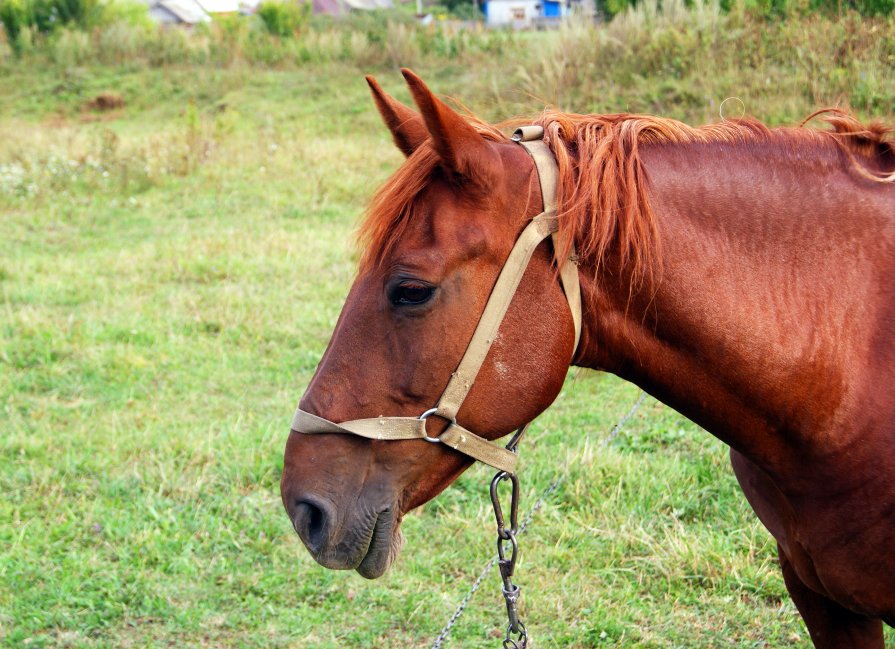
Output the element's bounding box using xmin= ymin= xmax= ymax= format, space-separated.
xmin=2 ymin=13 xmax=895 ymax=648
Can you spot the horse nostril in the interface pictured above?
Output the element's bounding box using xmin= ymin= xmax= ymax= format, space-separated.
xmin=294 ymin=500 xmax=329 ymax=553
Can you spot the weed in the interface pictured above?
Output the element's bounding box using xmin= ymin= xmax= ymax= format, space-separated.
xmin=257 ymin=0 xmax=311 ymax=38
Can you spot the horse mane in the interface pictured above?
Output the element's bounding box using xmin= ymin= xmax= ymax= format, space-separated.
xmin=359 ymin=108 xmax=895 ymax=285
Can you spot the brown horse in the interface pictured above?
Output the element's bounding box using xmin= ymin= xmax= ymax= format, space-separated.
xmin=281 ymin=69 xmax=895 ymax=647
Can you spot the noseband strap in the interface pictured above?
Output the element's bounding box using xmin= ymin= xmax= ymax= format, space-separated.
xmin=292 ymin=408 xmax=521 ymax=474
xmin=291 ymin=126 xmax=581 ymax=475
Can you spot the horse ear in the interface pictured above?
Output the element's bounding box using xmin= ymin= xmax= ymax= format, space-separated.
xmin=366 ymin=75 xmax=428 ymax=158
xmin=401 ymin=68 xmax=498 ymax=182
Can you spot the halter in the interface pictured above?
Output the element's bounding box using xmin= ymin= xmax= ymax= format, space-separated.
xmin=290 ymin=126 xmax=582 ymax=475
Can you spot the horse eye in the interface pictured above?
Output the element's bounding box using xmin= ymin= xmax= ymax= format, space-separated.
xmin=390 ymin=283 xmax=435 ymax=307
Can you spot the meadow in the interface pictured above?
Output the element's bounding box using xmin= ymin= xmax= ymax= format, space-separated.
xmin=2 ymin=5 xmax=895 ymax=648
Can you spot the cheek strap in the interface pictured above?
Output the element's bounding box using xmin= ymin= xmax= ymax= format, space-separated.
xmin=291 ymin=127 xmax=581 ymax=475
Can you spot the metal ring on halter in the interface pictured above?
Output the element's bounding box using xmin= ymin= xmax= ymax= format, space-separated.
xmin=418 ymin=408 xmax=457 ymax=444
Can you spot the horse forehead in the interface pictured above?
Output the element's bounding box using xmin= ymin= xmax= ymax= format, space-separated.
xmin=424 ymin=145 xmax=537 ymax=231
xmin=386 ymin=142 xmax=537 ymax=265
xmin=397 ymin=181 xmax=494 ymax=253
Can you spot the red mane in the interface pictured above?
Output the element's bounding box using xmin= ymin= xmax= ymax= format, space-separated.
xmin=359 ymin=108 xmax=895 ymax=285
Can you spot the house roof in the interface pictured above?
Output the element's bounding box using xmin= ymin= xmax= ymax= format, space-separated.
xmin=343 ymin=0 xmax=392 ymax=8
xmin=142 ymin=0 xmax=246 ymax=22
xmin=154 ymin=0 xmax=211 ymax=22
xmin=312 ymin=0 xmax=393 ymax=12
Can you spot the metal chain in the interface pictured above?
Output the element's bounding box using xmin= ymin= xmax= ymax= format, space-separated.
xmin=491 ymin=470 xmax=525 ymax=648
xmin=604 ymin=391 xmax=647 ymax=447
xmin=430 ymin=555 xmax=499 ymax=649
xmin=430 ymin=390 xmax=647 ymax=649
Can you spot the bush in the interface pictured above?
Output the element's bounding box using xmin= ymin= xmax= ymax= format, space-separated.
xmin=0 ymin=0 xmax=148 ymax=55
xmin=27 ymin=0 xmax=103 ymax=33
xmin=599 ymin=0 xmax=895 ymax=20
xmin=100 ymin=0 xmax=154 ymax=28
xmin=48 ymin=24 xmax=90 ymax=62
xmin=256 ymin=0 xmax=310 ymax=37
xmin=96 ymin=19 xmax=151 ymax=63
xmin=0 ymin=0 xmax=29 ymax=53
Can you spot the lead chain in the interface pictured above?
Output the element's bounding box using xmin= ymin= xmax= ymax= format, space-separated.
xmin=431 ymin=391 xmax=647 ymax=649
xmin=491 ymin=469 xmax=526 ymax=648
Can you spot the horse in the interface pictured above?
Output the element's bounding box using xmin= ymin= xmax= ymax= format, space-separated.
xmin=280 ymin=68 xmax=895 ymax=647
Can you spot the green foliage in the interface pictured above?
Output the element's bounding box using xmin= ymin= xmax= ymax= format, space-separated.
xmin=435 ymin=0 xmax=482 ymax=16
xmin=795 ymin=0 xmax=895 ymax=14
xmin=0 ymin=0 xmax=148 ymax=55
xmin=256 ymin=0 xmax=310 ymax=37
xmin=49 ymin=25 xmax=93 ymax=61
xmin=457 ymin=2 xmax=484 ymax=17
xmin=601 ymin=0 xmax=633 ymax=17
xmin=0 ymin=0 xmax=28 ymax=53
xmin=602 ymin=0 xmax=894 ymax=19
xmin=442 ymin=0 xmax=485 ymax=19
xmin=100 ymin=0 xmax=154 ymax=28
xmin=30 ymin=0 xmax=103 ymax=31
xmin=849 ymin=0 xmax=895 ymax=14
xmin=7 ymin=0 xmax=97 ymax=35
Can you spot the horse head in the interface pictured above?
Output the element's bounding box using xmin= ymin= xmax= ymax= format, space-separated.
xmin=280 ymin=70 xmax=578 ymax=578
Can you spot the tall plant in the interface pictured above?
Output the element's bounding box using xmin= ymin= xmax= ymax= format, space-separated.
xmin=256 ymin=0 xmax=311 ymax=37
xmin=0 ymin=0 xmax=29 ymax=53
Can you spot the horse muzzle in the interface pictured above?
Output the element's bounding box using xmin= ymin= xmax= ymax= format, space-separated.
xmin=281 ymin=444 xmax=403 ymax=579
xmin=284 ymin=494 xmax=402 ymax=578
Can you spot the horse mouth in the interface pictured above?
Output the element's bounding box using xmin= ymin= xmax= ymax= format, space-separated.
xmin=356 ymin=509 xmax=402 ymax=579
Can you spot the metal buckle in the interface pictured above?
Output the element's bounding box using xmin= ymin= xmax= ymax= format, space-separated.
xmin=418 ymin=408 xmax=456 ymax=443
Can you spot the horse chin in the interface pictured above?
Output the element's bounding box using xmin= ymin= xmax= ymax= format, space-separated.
xmin=356 ymin=511 xmax=404 ymax=579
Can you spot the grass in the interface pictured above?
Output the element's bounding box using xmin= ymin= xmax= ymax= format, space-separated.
xmin=2 ymin=18 xmax=895 ymax=648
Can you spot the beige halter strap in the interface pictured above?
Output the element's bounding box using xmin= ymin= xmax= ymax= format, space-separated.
xmin=290 ymin=126 xmax=581 ymax=474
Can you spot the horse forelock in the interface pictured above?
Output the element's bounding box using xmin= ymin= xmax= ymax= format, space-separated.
xmin=358 ymin=107 xmax=894 ymax=283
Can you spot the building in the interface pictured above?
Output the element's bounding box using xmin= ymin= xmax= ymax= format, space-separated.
xmin=147 ymin=0 xmax=211 ymax=24
xmin=483 ymin=0 xmax=567 ymax=27
xmin=312 ymin=0 xmax=393 ymax=15
xmin=143 ymin=0 xmax=246 ymax=24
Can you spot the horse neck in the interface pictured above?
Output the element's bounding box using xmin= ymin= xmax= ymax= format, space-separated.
xmin=574 ymin=139 xmax=895 ymax=475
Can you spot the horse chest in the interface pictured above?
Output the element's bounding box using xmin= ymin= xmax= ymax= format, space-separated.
xmin=788 ymin=498 xmax=894 ymax=617
xmin=732 ymin=448 xmax=895 ymax=618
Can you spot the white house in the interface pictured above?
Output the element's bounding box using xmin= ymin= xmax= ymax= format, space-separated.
xmin=143 ymin=0 xmax=246 ymax=24
xmin=312 ymin=0 xmax=392 ymax=14
xmin=147 ymin=0 xmax=211 ymax=24
xmin=483 ymin=0 xmax=566 ymax=28
xmin=196 ymin=0 xmax=241 ymax=11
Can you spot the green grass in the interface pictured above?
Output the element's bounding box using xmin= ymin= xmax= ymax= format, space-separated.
xmin=2 ymin=40 xmax=894 ymax=649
